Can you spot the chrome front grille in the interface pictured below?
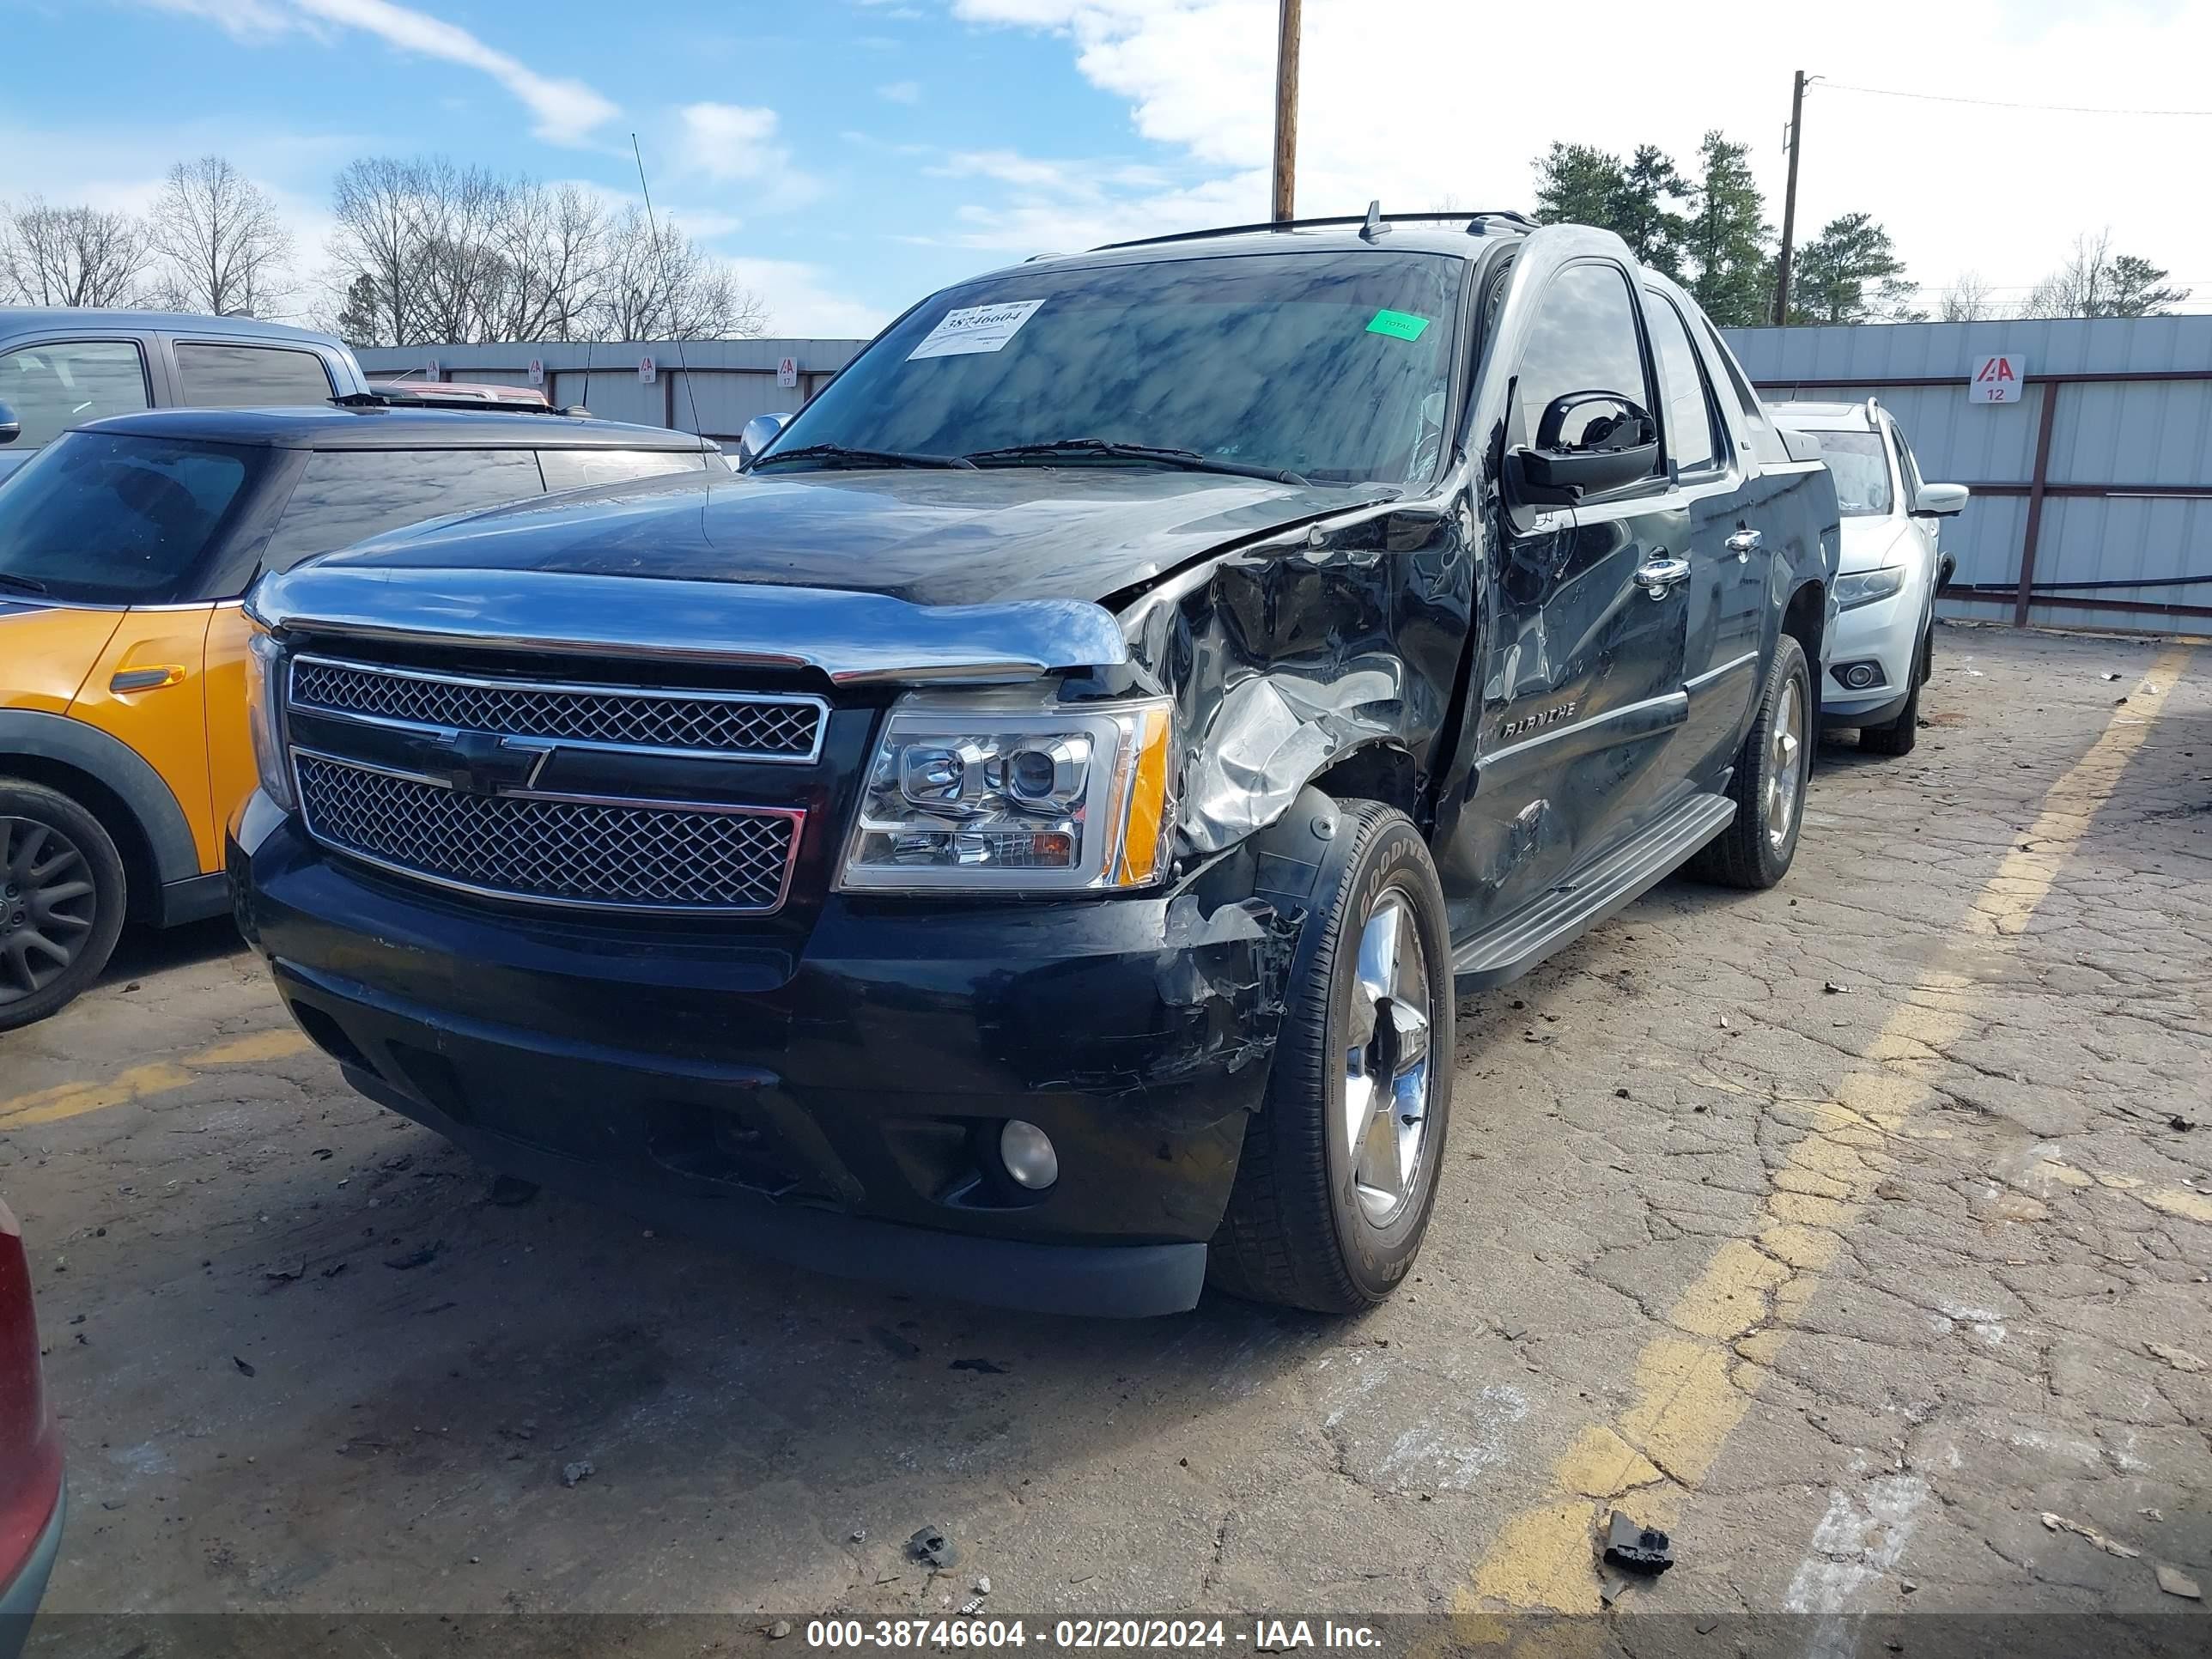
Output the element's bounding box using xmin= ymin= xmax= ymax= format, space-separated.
xmin=289 ymin=657 xmax=825 ymax=763
xmin=294 ymin=754 xmax=800 ymax=914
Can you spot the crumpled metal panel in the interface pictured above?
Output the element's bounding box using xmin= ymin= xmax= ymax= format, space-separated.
xmin=1119 ymin=500 xmax=1474 ymax=858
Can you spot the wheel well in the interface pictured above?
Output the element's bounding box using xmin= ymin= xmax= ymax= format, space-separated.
xmin=0 ymin=755 xmax=161 ymax=922
xmin=1783 ymin=580 xmax=1826 ymax=665
xmin=1309 ymin=744 xmax=1423 ymax=823
xmin=1783 ymin=581 xmax=1826 ymax=718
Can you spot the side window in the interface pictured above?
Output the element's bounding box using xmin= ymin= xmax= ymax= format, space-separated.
xmin=1696 ymin=318 xmax=1791 ymax=467
xmin=173 ymin=343 xmax=334 ymax=409
xmin=538 ymin=448 xmax=708 ymax=492
xmin=1643 ymin=293 xmax=1723 ymax=474
xmin=0 ymin=339 xmax=152 ymax=447
xmin=1511 ymin=262 xmax=1655 ymax=457
xmin=259 ymin=448 xmax=545 ymax=573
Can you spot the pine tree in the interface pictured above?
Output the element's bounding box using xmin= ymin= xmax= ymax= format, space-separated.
xmin=1683 ymin=132 xmax=1771 ymax=326
xmin=1787 ymin=214 xmax=1908 ymax=325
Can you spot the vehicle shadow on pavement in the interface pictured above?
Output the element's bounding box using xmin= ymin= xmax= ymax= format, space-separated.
xmin=97 ymin=915 xmax=248 ymax=988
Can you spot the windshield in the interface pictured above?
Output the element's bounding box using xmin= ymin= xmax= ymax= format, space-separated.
xmin=772 ymin=249 xmax=1462 ymax=486
xmin=1807 ymin=428 xmax=1893 ymax=517
xmin=0 ymin=429 xmax=261 ymax=604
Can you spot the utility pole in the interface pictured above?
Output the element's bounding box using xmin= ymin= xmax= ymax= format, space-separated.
xmin=1772 ymin=69 xmax=1807 ymax=325
xmin=1271 ymin=0 xmax=1302 ymax=222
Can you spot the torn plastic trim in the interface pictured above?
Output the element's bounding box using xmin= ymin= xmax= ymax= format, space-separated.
xmin=246 ymin=567 xmax=1130 ymax=686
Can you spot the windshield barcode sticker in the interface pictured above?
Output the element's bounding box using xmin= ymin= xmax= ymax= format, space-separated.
xmin=907 ymin=300 xmax=1046 ymax=361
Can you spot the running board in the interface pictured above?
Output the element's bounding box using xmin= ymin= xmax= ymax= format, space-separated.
xmin=1451 ymin=793 xmax=1736 ymax=992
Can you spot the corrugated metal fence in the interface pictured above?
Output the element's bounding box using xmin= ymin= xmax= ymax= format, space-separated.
xmin=1722 ymin=316 xmax=2212 ymax=632
xmin=367 ymin=316 xmax=2212 ymax=635
xmin=355 ymin=338 xmax=866 ymax=446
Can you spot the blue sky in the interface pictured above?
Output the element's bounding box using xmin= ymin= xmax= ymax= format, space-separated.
xmin=5 ymin=1 xmax=2209 ymax=332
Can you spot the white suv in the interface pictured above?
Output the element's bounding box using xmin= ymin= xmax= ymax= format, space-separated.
xmin=1772 ymin=400 xmax=1968 ymax=756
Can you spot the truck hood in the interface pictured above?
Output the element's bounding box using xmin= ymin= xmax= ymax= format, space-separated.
xmin=315 ymin=467 xmax=1394 ymax=610
xmin=1836 ymin=515 xmax=1921 ymax=575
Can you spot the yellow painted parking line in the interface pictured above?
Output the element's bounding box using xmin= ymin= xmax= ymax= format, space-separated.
xmin=1459 ymin=646 xmax=2194 ymax=1615
xmin=0 ymin=1028 xmax=312 ymax=1133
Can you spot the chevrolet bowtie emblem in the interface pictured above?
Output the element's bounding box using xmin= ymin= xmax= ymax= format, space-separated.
xmin=431 ymin=731 xmax=554 ymax=797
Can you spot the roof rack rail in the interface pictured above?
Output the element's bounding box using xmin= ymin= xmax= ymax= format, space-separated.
xmin=1092 ymin=209 xmax=1540 ymax=252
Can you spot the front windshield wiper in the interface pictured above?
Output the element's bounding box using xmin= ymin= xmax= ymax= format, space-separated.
xmin=963 ymin=439 xmax=1309 ymax=487
xmin=0 ymin=572 xmax=51 ymax=596
xmin=751 ymin=442 xmax=976 ymax=471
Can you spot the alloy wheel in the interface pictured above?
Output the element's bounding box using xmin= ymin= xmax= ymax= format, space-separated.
xmin=1765 ymin=678 xmax=1805 ymax=852
xmin=1342 ymin=890 xmax=1435 ymax=1227
xmin=0 ymin=817 xmax=98 ymax=1006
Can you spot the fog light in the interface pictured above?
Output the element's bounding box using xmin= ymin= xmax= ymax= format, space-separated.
xmin=1844 ymin=662 xmax=1879 ymax=690
xmin=1000 ymin=1120 xmax=1059 ymax=1190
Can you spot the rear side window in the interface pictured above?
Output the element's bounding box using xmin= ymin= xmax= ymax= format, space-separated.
xmin=0 ymin=429 xmax=258 ymax=603
xmin=259 ymin=448 xmax=544 ymax=573
xmin=1644 ymin=293 xmax=1723 ymax=475
xmin=538 ymin=447 xmax=708 ymax=492
xmin=173 ymin=343 xmax=334 ymax=408
xmin=1696 ymin=319 xmax=1790 ymax=466
xmin=0 ymin=339 xmax=152 ymax=447
xmin=1510 ymin=263 xmax=1654 ymax=453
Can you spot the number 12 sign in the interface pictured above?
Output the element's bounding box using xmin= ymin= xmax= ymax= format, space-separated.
xmin=1970 ymin=355 xmax=2025 ymax=404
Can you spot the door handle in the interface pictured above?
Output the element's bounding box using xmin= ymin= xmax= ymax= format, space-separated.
xmin=1633 ymin=556 xmax=1692 ymax=599
xmin=110 ymin=666 xmax=187 ymax=694
xmin=1724 ymin=528 xmax=1763 ymax=561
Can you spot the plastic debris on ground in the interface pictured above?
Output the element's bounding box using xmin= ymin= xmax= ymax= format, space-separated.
xmin=1601 ymin=1510 xmax=1674 ymax=1575
xmin=908 ymin=1524 xmax=957 ymax=1570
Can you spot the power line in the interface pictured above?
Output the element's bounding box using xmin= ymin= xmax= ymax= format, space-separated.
xmin=1820 ymin=81 xmax=2212 ymax=118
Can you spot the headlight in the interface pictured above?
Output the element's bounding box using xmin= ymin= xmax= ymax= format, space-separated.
xmin=839 ymin=693 xmax=1175 ymax=892
xmin=1835 ymin=565 xmax=1907 ymax=611
xmin=244 ymin=623 xmax=295 ymax=811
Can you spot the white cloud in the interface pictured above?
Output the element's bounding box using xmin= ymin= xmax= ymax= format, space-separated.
xmin=952 ymin=0 xmax=2212 ymax=310
xmin=139 ymin=0 xmax=618 ymax=144
xmin=724 ymin=258 xmax=889 ymax=337
xmin=878 ymin=80 xmax=923 ymax=105
xmin=676 ymin=103 xmax=822 ymax=210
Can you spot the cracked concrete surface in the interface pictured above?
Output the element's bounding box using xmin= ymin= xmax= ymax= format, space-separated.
xmin=0 ymin=624 xmax=2206 ymax=1634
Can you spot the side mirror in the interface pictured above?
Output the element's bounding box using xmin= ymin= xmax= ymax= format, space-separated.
xmin=0 ymin=401 xmax=20 ymax=446
xmin=1506 ymin=390 xmax=1660 ymax=507
xmin=738 ymin=412 xmax=792 ymax=469
xmin=1914 ymin=482 xmax=1970 ymax=518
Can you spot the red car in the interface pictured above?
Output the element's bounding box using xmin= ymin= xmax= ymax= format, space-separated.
xmin=0 ymin=1200 xmax=60 ymax=1655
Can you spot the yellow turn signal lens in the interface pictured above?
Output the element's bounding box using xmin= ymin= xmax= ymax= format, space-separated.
xmin=1110 ymin=702 xmax=1175 ymax=889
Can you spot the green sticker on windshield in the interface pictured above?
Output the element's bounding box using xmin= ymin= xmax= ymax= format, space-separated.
xmin=1366 ymin=308 xmax=1431 ymax=342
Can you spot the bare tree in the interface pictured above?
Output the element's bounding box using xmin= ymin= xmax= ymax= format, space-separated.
xmin=149 ymin=155 xmax=295 ymax=318
xmin=327 ymin=157 xmax=423 ymax=348
xmin=489 ymin=182 xmax=607 ymax=342
xmin=1937 ymin=270 xmax=1999 ymax=322
xmin=324 ymin=155 xmax=767 ymax=347
xmin=595 ymin=205 xmax=768 ymax=341
xmin=0 ymin=198 xmax=152 ymax=307
xmin=2021 ymin=232 xmax=2118 ymax=319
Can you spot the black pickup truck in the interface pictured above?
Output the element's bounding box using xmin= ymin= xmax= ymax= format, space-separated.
xmin=231 ymin=212 xmax=1839 ymax=1318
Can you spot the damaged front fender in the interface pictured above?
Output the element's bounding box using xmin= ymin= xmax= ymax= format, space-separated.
xmin=1120 ymin=500 xmax=1475 ymax=857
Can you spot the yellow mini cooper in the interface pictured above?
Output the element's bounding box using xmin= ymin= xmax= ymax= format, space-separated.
xmin=0 ymin=402 xmax=726 ymax=1030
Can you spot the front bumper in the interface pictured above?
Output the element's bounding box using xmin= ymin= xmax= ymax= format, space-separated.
xmin=231 ymin=800 xmax=1293 ymax=1318
xmin=1821 ymin=581 xmax=1925 ymax=727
